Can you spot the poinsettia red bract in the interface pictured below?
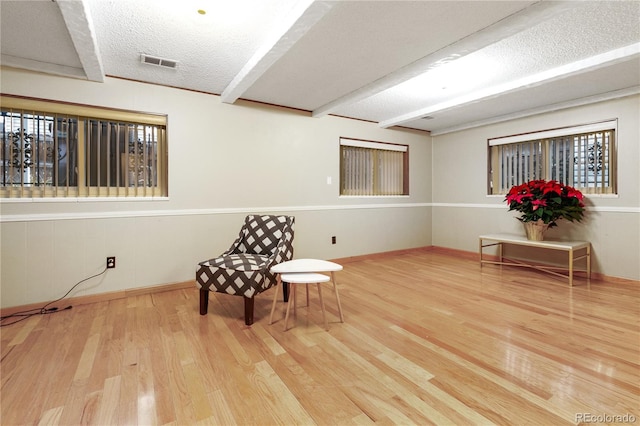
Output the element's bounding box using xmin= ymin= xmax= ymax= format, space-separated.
xmin=505 ymin=179 xmax=585 ymax=228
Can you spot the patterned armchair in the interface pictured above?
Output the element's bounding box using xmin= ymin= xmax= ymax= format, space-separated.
xmin=196 ymin=215 xmax=295 ymax=325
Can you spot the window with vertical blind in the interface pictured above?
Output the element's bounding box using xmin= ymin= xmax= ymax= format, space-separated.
xmin=340 ymin=138 xmax=409 ymax=196
xmin=1 ymin=95 xmax=167 ymax=198
xmin=488 ymin=120 xmax=617 ymax=195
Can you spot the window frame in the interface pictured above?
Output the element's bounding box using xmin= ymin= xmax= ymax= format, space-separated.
xmin=1 ymin=95 xmax=168 ymax=199
xmin=339 ymin=137 xmax=409 ymax=197
xmin=487 ymin=120 xmax=617 ymax=196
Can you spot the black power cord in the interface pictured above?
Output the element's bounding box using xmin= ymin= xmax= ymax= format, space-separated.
xmin=0 ymin=266 xmax=108 ymax=327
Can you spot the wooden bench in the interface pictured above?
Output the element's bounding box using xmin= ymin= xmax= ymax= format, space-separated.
xmin=479 ymin=233 xmax=591 ymax=286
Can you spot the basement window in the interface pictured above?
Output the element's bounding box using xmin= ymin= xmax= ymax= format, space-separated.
xmin=488 ymin=120 xmax=617 ymax=195
xmin=340 ymin=137 xmax=409 ymax=196
xmin=1 ymin=95 xmax=167 ymax=198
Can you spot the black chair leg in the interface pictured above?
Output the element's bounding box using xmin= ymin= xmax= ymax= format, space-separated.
xmin=244 ymin=296 xmax=254 ymax=325
xmin=200 ymin=289 xmax=209 ymax=315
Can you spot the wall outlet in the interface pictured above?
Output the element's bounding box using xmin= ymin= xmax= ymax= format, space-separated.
xmin=106 ymin=256 xmax=116 ymax=269
xmin=331 ymin=236 xmax=336 ymax=244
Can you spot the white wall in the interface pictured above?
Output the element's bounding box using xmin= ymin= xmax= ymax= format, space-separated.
xmin=0 ymin=68 xmax=432 ymax=308
xmin=2 ymin=68 xmax=636 ymax=310
xmin=431 ymin=95 xmax=640 ymax=281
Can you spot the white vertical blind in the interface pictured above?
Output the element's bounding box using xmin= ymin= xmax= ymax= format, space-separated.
xmin=340 ymin=138 xmax=406 ymax=196
xmin=488 ymin=122 xmax=616 ymax=195
xmin=1 ymin=108 xmax=166 ymax=198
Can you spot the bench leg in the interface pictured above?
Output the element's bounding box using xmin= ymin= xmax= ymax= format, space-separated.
xmin=569 ymin=249 xmax=574 ymax=287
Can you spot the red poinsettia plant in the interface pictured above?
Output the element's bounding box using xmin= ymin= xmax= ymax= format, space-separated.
xmin=505 ymin=179 xmax=585 ymax=228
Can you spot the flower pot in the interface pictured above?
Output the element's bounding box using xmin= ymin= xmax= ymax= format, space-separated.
xmin=523 ymin=220 xmax=549 ymax=241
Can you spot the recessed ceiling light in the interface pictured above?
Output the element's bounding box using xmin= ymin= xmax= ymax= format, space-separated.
xmin=197 ymin=9 xmax=206 ymax=15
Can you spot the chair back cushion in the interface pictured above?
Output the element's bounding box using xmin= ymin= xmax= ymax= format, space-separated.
xmin=235 ymin=215 xmax=294 ymax=258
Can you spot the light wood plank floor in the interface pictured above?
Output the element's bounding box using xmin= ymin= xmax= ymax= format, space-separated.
xmin=1 ymin=250 xmax=638 ymax=425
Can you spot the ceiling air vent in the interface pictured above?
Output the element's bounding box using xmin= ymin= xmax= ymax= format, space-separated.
xmin=140 ymin=54 xmax=178 ymax=69
xmin=421 ymin=116 xmax=434 ymax=120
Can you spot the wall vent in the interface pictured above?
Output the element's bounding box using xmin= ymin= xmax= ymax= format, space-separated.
xmin=140 ymin=54 xmax=178 ymax=69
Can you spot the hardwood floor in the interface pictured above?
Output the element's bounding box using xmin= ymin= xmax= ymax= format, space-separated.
xmin=1 ymin=249 xmax=638 ymax=425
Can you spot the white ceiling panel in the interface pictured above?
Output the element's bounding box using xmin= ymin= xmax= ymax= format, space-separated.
xmin=86 ymin=0 xmax=301 ymax=93
xmin=242 ymin=0 xmax=536 ymax=110
xmin=0 ymin=0 xmax=84 ymax=77
xmin=332 ymin=1 xmax=640 ymax=128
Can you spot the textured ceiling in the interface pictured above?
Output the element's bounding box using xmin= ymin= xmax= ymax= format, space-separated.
xmin=1 ymin=0 xmax=639 ymax=135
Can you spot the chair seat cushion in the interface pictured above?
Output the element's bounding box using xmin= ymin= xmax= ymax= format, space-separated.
xmin=201 ymin=253 xmax=269 ymax=271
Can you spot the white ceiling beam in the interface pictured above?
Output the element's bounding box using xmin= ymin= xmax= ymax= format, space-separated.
xmin=0 ymin=55 xmax=88 ymax=79
xmin=379 ymin=43 xmax=640 ymax=129
xmin=311 ymin=0 xmax=575 ymax=119
xmin=57 ymin=0 xmax=104 ymax=82
xmin=221 ymin=0 xmax=335 ymax=104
